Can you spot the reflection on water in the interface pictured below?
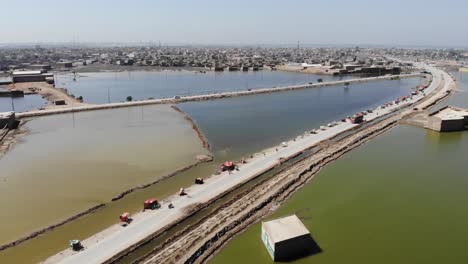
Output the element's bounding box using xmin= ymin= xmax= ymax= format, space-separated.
xmin=59 ymin=71 xmax=354 ymax=104
xmin=0 ymin=95 xmax=47 ymax=112
xmin=0 ymin=104 xmax=207 ymax=244
xmin=210 ymin=73 xmax=468 ymax=264
xmin=180 ymin=78 xmax=421 ymax=160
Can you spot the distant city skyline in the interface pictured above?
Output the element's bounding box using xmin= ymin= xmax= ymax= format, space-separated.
xmin=1 ymin=0 xmax=467 ymax=48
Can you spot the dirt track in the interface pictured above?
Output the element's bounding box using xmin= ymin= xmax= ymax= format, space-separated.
xmin=8 ymin=82 xmax=86 ymax=109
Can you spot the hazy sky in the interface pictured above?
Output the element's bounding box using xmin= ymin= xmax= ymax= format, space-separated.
xmin=1 ymin=0 xmax=467 ymax=47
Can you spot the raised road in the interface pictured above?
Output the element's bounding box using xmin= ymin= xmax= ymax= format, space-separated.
xmin=17 ymin=73 xmax=422 ymax=119
xmin=43 ymin=65 xmax=446 ymax=264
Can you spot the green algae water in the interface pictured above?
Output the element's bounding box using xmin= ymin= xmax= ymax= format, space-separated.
xmin=210 ymin=72 xmax=468 ymax=264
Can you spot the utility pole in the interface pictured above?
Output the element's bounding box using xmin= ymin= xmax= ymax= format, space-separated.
xmin=11 ymin=97 xmax=15 ymax=112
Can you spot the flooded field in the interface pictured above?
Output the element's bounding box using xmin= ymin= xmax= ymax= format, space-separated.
xmin=210 ymin=72 xmax=468 ymax=264
xmin=58 ymin=70 xmax=354 ymax=104
xmin=0 ymin=105 xmax=208 ymax=245
xmin=0 ymin=77 xmax=421 ymax=263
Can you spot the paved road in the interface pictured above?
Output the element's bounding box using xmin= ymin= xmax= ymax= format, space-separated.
xmin=48 ymin=65 xmax=443 ymax=264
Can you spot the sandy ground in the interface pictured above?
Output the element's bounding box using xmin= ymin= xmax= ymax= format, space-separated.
xmin=7 ymin=82 xmax=88 ymax=110
xmin=276 ymin=65 xmax=337 ymax=75
xmin=43 ymin=67 xmax=439 ymax=264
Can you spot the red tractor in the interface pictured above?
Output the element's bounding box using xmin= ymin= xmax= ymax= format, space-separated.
xmin=143 ymin=198 xmax=160 ymax=210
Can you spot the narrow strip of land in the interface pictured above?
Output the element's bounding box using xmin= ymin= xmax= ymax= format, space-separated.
xmin=44 ymin=67 xmax=435 ymax=264
xmin=18 ymin=73 xmax=421 ymax=118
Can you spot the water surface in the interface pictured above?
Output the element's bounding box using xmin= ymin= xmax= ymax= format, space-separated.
xmin=0 ymin=76 xmax=422 ymax=263
xmin=58 ymin=71 xmax=354 ymax=104
xmin=0 ymin=105 xmax=207 ymax=244
xmin=180 ymin=77 xmax=423 ymax=160
xmin=0 ymin=94 xmax=47 ymax=112
xmin=210 ymin=72 xmax=468 ymax=264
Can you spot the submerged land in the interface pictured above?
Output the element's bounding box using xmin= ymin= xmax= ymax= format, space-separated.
xmin=0 ymin=46 xmax=465 ymax=264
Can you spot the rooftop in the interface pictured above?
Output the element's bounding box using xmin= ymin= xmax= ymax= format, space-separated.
xmin=262 ymin=215 xmax=310 ymax=243
xmin=12 ymin=70 xmax=42 ymax=76
xmin=433 ymin=106 xmax=468 ymax=120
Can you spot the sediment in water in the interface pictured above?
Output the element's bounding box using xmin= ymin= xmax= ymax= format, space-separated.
xmin=171 ymin=105 xmax=211 ymax=150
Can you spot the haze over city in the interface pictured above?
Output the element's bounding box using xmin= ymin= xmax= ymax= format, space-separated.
xmin=1 ymin=0 xmax=467 ymax=47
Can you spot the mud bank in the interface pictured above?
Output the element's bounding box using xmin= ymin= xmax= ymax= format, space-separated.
xmin=0 ymin=157 xmax=212 ymax=253
xmin=0 ymin=203 xmax=106 ymax=252
xmin=171 ymin=105 xmax=211 ymax=150
xmin=0 ymin=120 xmax=29 ymax=158
xmin=111 ymin=157 xmax=213 ymax=202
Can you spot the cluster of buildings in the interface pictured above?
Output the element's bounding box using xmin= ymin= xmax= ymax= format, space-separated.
xmin=0 ymin=45 xmax=466 ymax=76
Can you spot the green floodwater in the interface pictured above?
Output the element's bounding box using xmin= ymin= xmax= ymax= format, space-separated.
xmin=0 ymin=75 xmax=420 ymax=263
xmin=0 ymin=77 xmax=423 ymax=263
xmin=0 ymin=105 xmax=208 ymax=246
xmin=210 ymin=72 xmax=468 ymax=264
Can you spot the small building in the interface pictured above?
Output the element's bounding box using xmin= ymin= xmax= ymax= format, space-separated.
xmin=0 ymin=112 xmax=18 ymax=129
xmin=30 ymin=64 xmax=52 ymax=71
xmin=12 ymin=71 xmax=54 ymax=84
xmin=56 ymin=61 xmax=73 ymax=68
xmin=54 ymin=99 xmax=66 ymax=105
xmin=426 ymin=106 xmax=468 ymax=132
xmin=261 ymin=215 xmax=315 ymax=261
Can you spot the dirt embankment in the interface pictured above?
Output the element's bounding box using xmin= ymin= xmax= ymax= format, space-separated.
xmin=8 ymin=82 xmax=85 ymax=109
xmin=0 ymin=157 xmax=213 ymax=253
xmin=138 ymin=115 xmax=400 ymax=264
xmin=171 ymin=105 xmax=211 ymax=150
xmin=0 ymin=120 xmax=29 ymax=158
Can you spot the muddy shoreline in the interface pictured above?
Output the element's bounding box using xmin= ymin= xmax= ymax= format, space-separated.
xmin=171 ymin=105 xmax=211 ymax=150
xmin=0 ymin=120 xmax=29 ymax=158
xmin=0 ymin=105 xmax=214 ymax=252
xmin=0 ymin=157 xmax=212 ymax=253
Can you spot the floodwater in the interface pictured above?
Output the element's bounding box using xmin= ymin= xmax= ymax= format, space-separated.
xmin=210 ymin=72 xmax=468 ymax=264
xmin=0 ymin=94 xmax=47 ymax=112
xmin=0 ymin=105 xmax=208 ymax=245
xmin=180 ymin=77 xmax=423 ymax=160
xmin=58 ymin=70 xmax=353 ymax=104
xmin=0 ymin=77 xmax=421 ymax=263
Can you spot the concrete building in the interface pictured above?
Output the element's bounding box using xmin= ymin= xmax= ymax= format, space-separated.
xmin=261 ymin=215 xmax=316 ymax=261
xmin=12 ymin=71 xmax=54 ymax=83
xmin=426 ymin=106 xmax=468 ymax=132
xmin=0 ymin=112 xmax=18 ymax=129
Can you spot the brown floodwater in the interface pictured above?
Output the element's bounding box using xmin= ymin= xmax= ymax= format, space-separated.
xmin=0 ymin=105 xmax=208 ymax=245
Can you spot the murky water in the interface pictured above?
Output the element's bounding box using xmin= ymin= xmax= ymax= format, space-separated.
xmin=0 ymin=77 xmax=421 ymax=263
xmin=58 ymin=71 xmax=354 ymax=104
xmin=210 ymin=72 xmax=468 ymax=264
xmin=180 ymin=77 xmax=423 ymax=160
xmin=0 ymin=105 xmax=208 ymax=245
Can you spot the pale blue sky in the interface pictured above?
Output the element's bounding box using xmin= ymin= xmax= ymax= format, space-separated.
xmin=0 ymin=0 xmax=467 ymax=47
